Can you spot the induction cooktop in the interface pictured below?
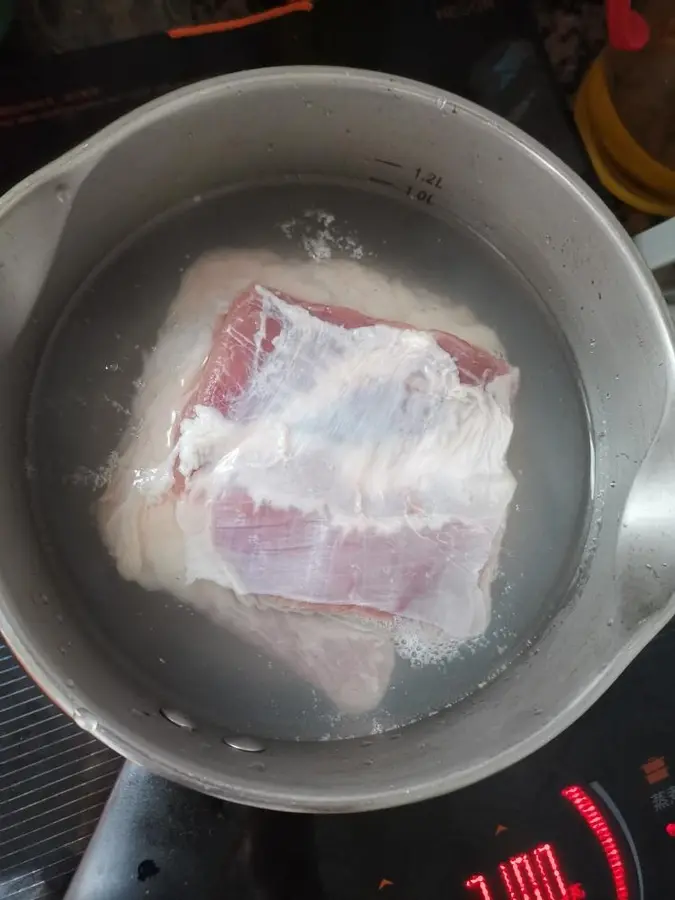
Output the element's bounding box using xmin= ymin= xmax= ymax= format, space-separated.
xmin=66 ymin=628 xmax=675 ymax=900
xmin=1 ymin=2 xmax=667 ymax=899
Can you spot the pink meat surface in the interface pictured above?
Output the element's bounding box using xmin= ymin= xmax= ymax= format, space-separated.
xmin=174 ymin=284 xmax=516 ymax=636
xmin=188 ymin=287 xmax=511 ymax=420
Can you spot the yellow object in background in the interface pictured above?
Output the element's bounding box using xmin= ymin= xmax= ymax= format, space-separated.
xmin=575 ymin=0 xmax=675 ymax=216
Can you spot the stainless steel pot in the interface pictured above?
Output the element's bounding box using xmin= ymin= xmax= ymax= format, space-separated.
xmin=1 ymin=67 xmax=674 ymax=813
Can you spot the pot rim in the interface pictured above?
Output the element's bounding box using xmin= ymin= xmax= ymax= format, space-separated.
xmin=1 ymin=65 xmax=672 ymax=813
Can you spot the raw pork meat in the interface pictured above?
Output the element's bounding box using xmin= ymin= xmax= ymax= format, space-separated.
xmin=99 ymin=251 xmax=517 ymax=714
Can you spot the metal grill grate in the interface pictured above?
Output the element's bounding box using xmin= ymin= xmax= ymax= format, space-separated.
xmin=0 ymin=641 xmax=120 ymax=900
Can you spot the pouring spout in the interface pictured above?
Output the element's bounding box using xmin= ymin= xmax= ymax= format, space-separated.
xmin=616 ymin=394 xmax=675 ymax=631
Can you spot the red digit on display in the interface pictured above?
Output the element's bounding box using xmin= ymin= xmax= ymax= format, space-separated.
xmin=465 ymin=874 xmax=493 ymax=899
xmin=466 ymin=843 xmax=572 ymax=900
xmin=533 ymin=844 xmax=567 ymax=898
xmin=499 ymin=860 xmax=520 ymax=900
xmin=506 ymin=853 xmax=546 ymax=899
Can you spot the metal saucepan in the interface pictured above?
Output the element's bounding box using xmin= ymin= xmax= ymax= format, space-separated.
xmin=0 ymin=67 xmax=674 ymax=813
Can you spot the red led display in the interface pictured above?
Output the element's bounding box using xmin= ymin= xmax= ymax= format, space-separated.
xmin=465 ymin=843 xmax=572 ymax=899
xmin=561 ymin=785 xmax=629 ymax=900
xmin=464 ymin=783 xmax=630 ymax=899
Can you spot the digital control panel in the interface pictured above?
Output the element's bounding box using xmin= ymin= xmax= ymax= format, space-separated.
xmin=313 ymin=628 xmax=675 ymax=900
xmin=462 ymin=785 xmax=630 ymax=900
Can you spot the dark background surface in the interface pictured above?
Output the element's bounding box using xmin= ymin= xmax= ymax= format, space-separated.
xmin=0 ymin=0 xmax=591 ymax=193
xmin=0 ymin=1 xmax=670 ymax=898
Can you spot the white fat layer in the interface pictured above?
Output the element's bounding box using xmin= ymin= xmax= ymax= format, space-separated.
xmin=175 ymin=285 xmax=514 ymax=534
